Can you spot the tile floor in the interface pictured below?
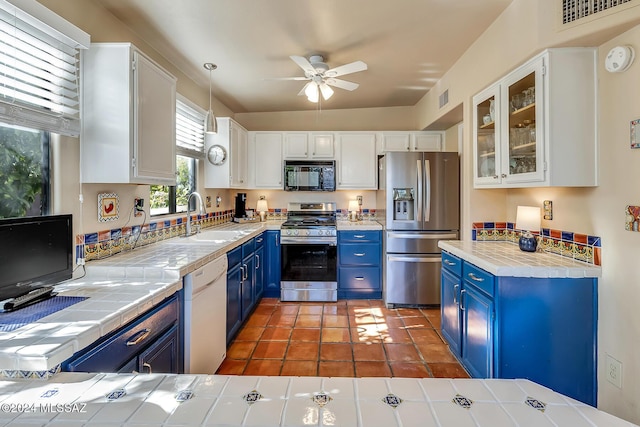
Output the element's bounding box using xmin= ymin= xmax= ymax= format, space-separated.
xmin=216 ymin=298 xmax=470 ymax=379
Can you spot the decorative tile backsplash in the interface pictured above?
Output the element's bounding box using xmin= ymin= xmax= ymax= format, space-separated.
xmin=472 ymin=222 xmax=602 ymax=266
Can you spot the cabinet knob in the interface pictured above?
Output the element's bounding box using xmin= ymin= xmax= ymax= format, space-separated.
xmin=493 ymin=175 xmax=499 ymax=179
xmin=501 ymin=174 xmax=507 ymax=178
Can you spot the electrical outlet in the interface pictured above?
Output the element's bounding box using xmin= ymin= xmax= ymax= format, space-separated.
xmin=606 ymin=354 xmax=623 ymax=388
xmin=357 ymin=195 xmax=363 ymax=206
xmin=134 ymin=198 xmax=144 ymax=217
xmin=76 ymin=257 xmax=85 ymax=265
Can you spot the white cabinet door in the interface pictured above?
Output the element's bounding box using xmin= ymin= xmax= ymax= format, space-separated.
xmin=413 ymin=133 xmax=442 ymax=151
xmin=381 ymin=132 xmax=443 ymax=152
xmin=337 ymin=133 xmax=377 ymax=189
xmin=283 ymin=133 xmax=309 ymax=158
xmin=382 ymin=133 xmax=411 ymax=151
xmin=133 ymin=51 xmax=176 ymax=184
xmin=230 ymin=121 xmax=248 ymax=187
xmin=310 ymin=134 xmax=334 ymax=158
xmin=253 ymin=133 xmax=283 ymax=189
xmin=473 ymin=83 xmax=502 ymax=187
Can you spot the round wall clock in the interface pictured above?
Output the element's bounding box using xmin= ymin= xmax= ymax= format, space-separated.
xmin=604 ymin=45 xmax=635 ymax=73
xmin=207 ymin=144 xmax=227 ymax=165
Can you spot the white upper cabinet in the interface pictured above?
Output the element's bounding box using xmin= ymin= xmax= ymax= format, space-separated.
xmin=337 ymin=133 xmax=377 ymax=189
xmin=380 ymin=132 xmax=443 ymax=153
xmin=248 ymin=132 xmax=283 ymax=189
xmin=283 ymin=132 xmax=334 ymax=159
xmin=473 ymin=48 xmax=597 ymax=188
xmin=81 ymin=43 xmax=177 ymax=185
xmin=204 ymin=117 xmax=248 ymax=189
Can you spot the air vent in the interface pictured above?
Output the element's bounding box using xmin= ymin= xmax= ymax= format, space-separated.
xmin=439 ymin=89 xmax=449 ymax=109
xmin=562 ymin=0 xmax=634 ymax=24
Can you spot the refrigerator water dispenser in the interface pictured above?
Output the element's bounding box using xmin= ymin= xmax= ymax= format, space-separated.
xmin=393 ymin=188 xmax=414 ymax=220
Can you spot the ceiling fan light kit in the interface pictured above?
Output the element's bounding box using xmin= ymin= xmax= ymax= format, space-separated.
xmin=204 ymin=62 xmax=218 ymax=134
xmin=282 ymin=54 xmax=367 ymax=103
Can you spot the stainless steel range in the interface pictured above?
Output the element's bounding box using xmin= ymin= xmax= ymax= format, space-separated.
xmin=280 ymin=202 xmax=337 ymax=302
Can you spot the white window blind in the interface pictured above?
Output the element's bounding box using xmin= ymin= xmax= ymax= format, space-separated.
xmin=176 ymin=95 xmax=206 ymax=159
xmin=0 ymin=0 xmax=89 ymax=136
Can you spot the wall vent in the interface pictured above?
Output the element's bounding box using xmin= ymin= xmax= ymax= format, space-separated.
xmin=439 ymin=89 xmax=449 ymax=109
xmin=562 ymin=0 xmax=634 ymax=24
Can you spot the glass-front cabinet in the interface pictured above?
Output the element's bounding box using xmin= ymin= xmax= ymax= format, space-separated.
xmin=473 ymin=48 xmax=598 ymax=189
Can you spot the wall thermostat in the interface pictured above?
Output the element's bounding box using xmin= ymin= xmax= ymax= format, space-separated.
xmin=605 ymin=45 xmax=635 ymax=73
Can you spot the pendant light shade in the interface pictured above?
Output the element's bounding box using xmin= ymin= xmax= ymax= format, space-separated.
xmin=204 ymin=63 xmax=218 ymax=134
xmin=305 ymin=81 xmax=319 ymax=103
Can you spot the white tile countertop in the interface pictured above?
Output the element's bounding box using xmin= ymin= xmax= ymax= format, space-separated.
xmin=0 ymin=373 xmax=636 ymax=427
xmin=336 ymin=220 xmax=383 ymax=230
xmin=0 ymin=222 xmax=272 ymax=373
xmin=439 ymin=240 xmax=602 ymax=278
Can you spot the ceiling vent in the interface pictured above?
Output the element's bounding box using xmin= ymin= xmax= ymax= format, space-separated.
xmin=439 ymin=89 xmax=449 ymax=109
xmin=562 ymin=0 xmax=634 ymax=24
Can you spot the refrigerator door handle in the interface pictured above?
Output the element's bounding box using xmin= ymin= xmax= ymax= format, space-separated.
xmin=387 ymin=232 xmax=459 ymax=240
xmin=416 ymin=159 xmax=423 ymax=222
xmin=424 ymin=159 xmax=431 ymax=222
xmin=387 ymin=255 xmax=442 ymax=263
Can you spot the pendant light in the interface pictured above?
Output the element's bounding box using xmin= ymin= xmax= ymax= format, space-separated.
xmin=203 ymin=63 xmax=218 ymax=134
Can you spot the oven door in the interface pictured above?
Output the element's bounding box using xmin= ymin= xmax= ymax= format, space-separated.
xmin=281 ymin=240 xmax=337 ymax=301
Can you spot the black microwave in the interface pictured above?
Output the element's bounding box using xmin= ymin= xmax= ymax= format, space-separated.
xmin=284 ymin=160 xmax=336 ymax=191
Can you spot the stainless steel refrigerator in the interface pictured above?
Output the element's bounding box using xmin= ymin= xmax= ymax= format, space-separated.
xmin=379 ymin=151 xmax=459 ymax=306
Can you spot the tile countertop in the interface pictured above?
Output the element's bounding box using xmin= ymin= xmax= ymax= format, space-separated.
xmin=439 ymin=240 xmax=602 ymax=278
xmin=336 ymin=220 xmax=383 ymax=230
xmin=0 ymin=373 xmax=636 ymax=427
xmin=0 ymin=222 xmax=274 ymax=373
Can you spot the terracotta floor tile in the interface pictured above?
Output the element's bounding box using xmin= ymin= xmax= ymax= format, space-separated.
xmin=380 ymin=328 xmax=413 ymax=344
xmin=350 ymin=326 xmax=382 ymax=343
xmin=416 ymin=343 xmax=458 ymax=363
xmin=298 ymin=305 xmax=324 ymax=315
xmin=216 ymin=359 xmax=247 ymax=375
xmin=369 ymin=300 xmax=386 ymax=307
xmin=352 ymin=343 xmax=386 ymax=361
xmin=408 ymin=328 xmax=443 ymax=345
xmin=260 ymin=327 xmax=292 ymax=341
xmin=355 ymin=361 xmax=391 ymax=377
xmin=349 ymin=314 xmax=378 ymax=326
xmin=346 ymin=300 xmax=371 ymax=307
xmin=389 ymin=362 xmax=431 ymax=378
xmin=295 ymin=314 xmax=322 ymax=328
xmin=396 ymin=308 xmax=422 ymax=317
xmin=267 ymin=314 xmax=296 ymax=327
xmin=321 ymin=327 xmax=351 ymax=343
xmin=286 ymin=342 xmax=319 ymax=360
xmin=323 ymin=305 xmax=349 ymax=315
xmin=259 ymin=298 xmax=279 ymax=306
xmin=421 ymin=307 xmax=440 ymax=318
xmin=245 ymin=313 xmax=272 ymax=327
xmin=429 ymin=363 xmax=470 ymax=378
xmin=235 ymin=326 xmax=264 ymax=341
xmin=402 ymin=316 xmax=432 ymax=328
xmin=320 ymin=343 xmax=353 ymax=361
xmin=323 ymin=315 xmax=349 ymax=328
xmin=252 ymin=305 xmax=276 ymax=315
xmin=377 ymin=317 xmax=405 ymax=329
xmin=384 ymin=343 xmax=421 ymax=362
xmin=226 ymin=341 xmax=257 ymax=359
xmin=428 ymin=317 xmax=442 ymax=329
xmin=290 ymin=328 xmax=321 ymax=342
xmin=243 ymin=359 xmax=282 ymax=376
xmin=252 ymin=341 xmax=288 ymax=359
xmin=272 ymin=305 xmax=300 ymax=316
xmin=281 ymin=360 xmax=318 ymax=376
xmin=319 ymin=361 xmax=355 ymax=377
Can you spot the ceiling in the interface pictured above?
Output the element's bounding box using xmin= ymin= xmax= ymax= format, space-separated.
xmin=94 ymin=0 xmax=513 ymax=114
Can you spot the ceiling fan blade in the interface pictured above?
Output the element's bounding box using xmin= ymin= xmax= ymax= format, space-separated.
xmin=325 ymin=78 xmax=359 ymax=91
xmin=324 ymin=60 xmax=367 ymax=78
xmin=290 ymin=55 xmax=316 ymax=75
xmin=297 ymin=82 xmax=312 ymax=96
xmin=267 ymin=76 xmax=309 ymax=81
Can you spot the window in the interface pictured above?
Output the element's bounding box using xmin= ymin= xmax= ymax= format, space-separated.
xmin=0 ymin=123 xmax=49 ymax=218
xmin=150 ymin=96 xmax=205 ymax=216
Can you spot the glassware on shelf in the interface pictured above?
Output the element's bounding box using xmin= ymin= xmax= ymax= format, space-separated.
xmin=510 ymin=93 xmax=524 ymax=112
xmin=489 ymin=99 xmax=495 ymax=121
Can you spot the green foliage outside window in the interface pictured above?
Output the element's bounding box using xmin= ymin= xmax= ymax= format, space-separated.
xmin=0 ymin=125 xmax=47 ymax=219
xmin=150 ymin=155 xmax=194 ymax=215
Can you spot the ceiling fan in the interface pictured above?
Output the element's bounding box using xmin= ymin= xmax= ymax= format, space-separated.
xmin=279 ymin=55 xmax=368 ymax=103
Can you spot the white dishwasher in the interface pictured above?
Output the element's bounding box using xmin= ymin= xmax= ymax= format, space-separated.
xmin=183 ymin=255 xmax=227 ymax=374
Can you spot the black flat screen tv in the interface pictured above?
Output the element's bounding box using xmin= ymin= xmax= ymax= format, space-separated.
xmin=0 ymin=214 xmax=73 ymax=301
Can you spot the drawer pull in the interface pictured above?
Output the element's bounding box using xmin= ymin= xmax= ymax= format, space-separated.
xmin=354 ymin=235 xmax=365 ymax=238
xmin=354 ymin=253 xmax=366 ymax=257
xmin=126 ymin=328 xmax=151 ymax=346
xmin=468 ymin=272 xmax=484 ymax=282
xmin=460 ymin=289 xmax=467 ymax=310
xmin=453 ymin=284 xmax=459 ymax=305
xmin=444 ymin=259 xmax=456 ymax=266
xmin=143 ymin=362 xmax=152 ymax=374
xmin=354 ymin=276 xmax=365 ymax=281
xmin=255 ymin=254 xmax=260 ymax=269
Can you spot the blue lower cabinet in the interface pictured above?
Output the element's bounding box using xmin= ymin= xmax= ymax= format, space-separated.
xmin=255 ymin=244 xmax=265 ymax=300
xmin=226 ymin=259 xmax=243 ymax=344
xmin=264 ymin=230 xmax=281 ymax=298
xmin=62 ymin=294 xmax=181 ymax=373
xmin=241 ymin=254 xmax=255 ymax=321
xmin=440 ymin=251 xmax=597 ymax=406
xmin=337 ymin=230 xmax=382 ymax=299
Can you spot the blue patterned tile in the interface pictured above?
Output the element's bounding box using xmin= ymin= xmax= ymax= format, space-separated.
xmin=149 ymin=222 xmax=157 ymax=231
xmin=471 ymin=229 xmax=477 ymax=241
xmin=588 ymin=235 xmax=601 ymax=247
xmin=382 ymin=394 xmax=403 ymax=408
xmin=106 ymin=389 xmax=126 ymax=400
xmin=176 ymin=218 xmax=183 ymax=224
xmin=175 ymin=390 xmax=194 ymax=402
xmin=312 ymin=392 xmax=332 ymax=407
xmin=84 ymin=233 xmax=98 ymax=244
xmin=110 ymin=228 xmax=122 ymax=239
xmin=452 ymin=394 xmax=473 ymax=409
xmin=164 ymin=220 xmax=172 ymax=228
xmin=561 ymin=231 xmax=574 ymax=241
xmin=41 ymin=389 xmax=59 ymax=398
xmin=507 ymin=222 xmax=514 ymax=230
xmin=243 ymin=390 xmax=262 ymax=405
xmin=525 ymin=397 xmax=546 ymax=412
xmin=483 ymin=222 xmax=495 ymax=229
xmin=541 ymin=228 xmax=550 ymax=236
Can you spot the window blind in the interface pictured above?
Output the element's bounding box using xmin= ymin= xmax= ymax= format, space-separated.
xmin=0 ymin=0 xmax=88 ymax=136
xmin=176 ymin=95 xmax=206 ymax=159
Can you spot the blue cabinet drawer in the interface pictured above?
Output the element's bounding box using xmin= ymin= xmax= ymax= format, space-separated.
xmin=254 ymin=233 xmax=265 ymax=248
xmin=462 ymin=262 xmax=495 ymax=297
xmin=340 ymin=243 xmax=381 ymax=266
xmin=227 ymin=246 xmax=242 ymax=267
xmin=338 ymin=230 xmax=381 ymax=243
xmin=242 ymin=238 xmax=255 ymax=257
xmin=441 ymin=251 xmax=462 ymax=276
xmin=339 ymin=266 xmax=381 ymax=290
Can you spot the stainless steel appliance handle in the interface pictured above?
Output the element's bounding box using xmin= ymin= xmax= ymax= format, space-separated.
xmin=416 ymin=159 xmax=423 ymax=222
xmin=424 ymin=159 xmax=431 ymax=222
xmin=387 ymin=255 xmax=442 ymax=263
xmin=387 ymin=232 xmax=458 ymax=240
xmin=280 ymin=237 xmax=337 ymax=246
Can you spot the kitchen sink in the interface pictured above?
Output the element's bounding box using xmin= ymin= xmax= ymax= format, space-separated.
xmin=165 ymin=228 xmax=254 ymax=245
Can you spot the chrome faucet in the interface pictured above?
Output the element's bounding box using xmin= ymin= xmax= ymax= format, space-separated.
xmin=186 ymin=191 xmax=206 ymax=236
